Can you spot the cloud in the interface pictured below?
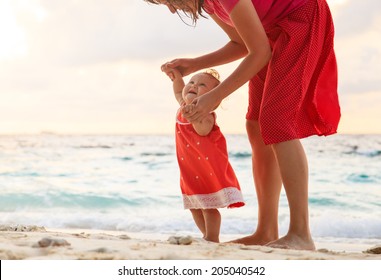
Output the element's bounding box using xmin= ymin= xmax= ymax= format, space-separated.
xmin=11 ymin=0 xmax=225 ymax=67
xmin=1 ymin=0 xmax=380 ymax=134
xmin=333 ymin=1 xmax=381 ymax=95
xmin=327 ymin=1 xmax=381 ymax=133
xmin=16 ymin=0 xmax=149 ymax=65
xmin=331 ymin=0 xmax=381 ymax=38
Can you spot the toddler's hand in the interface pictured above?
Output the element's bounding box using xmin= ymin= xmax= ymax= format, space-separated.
xmin=181 ymin=104 xmax=195 ymax=115
xmin=161 ymin=63 xmax=181 ymax=81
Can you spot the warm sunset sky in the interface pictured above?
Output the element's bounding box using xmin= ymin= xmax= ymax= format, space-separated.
xmin=0 ymin=0 xmax=380 ymax=135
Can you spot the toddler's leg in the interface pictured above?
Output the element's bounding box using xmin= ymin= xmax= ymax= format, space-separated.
xmin=190 ymin=209 xmax=206 ymax=237
xmin=202 ymin=209 xmax=221 ymax=243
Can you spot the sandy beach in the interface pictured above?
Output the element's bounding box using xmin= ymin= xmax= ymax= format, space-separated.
xmin=1 ymin=225 xmax=380 ymax=260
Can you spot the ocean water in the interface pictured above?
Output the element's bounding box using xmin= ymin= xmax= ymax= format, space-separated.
xmin=0 ymin=134 xmax=380 ymax=243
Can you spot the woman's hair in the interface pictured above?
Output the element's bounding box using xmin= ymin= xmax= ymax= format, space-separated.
xmin=144 ymin=0 xmax=206 ymax=25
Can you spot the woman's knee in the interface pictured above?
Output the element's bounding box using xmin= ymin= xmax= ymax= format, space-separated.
xmin=246 ymin=120 xmax=265 ymax=146
xmin=246 ymin=120 xmax=260 ymax=136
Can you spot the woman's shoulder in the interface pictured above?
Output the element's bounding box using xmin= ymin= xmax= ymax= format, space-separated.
xmin=204 ymin=0 xmax=308 ymax=27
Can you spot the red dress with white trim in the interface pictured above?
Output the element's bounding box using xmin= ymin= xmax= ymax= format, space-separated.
xmin=175 ymin=111 xmax=244 ymax=209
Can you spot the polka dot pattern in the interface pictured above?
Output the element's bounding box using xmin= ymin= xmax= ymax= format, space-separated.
xmin=175 ymin=112 xmax=245 ymax=209
xmin=246 ymin=0 xmax=341 ymax=145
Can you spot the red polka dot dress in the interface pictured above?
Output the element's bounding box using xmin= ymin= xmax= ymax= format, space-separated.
xmin=175 ymin=111 xmax=244 ymax=209
xmin=204 ymin=0 xmax=341 ymax=145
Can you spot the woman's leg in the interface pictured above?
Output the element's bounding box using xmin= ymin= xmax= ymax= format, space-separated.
xmin=202 ymin=209 xmax=221 ymax=243
xmin=268 ymin=139 xmax=315 ymax=250
xmin=232 ymin=120 xmax=282 ymax=245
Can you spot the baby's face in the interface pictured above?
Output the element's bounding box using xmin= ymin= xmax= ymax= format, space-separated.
xmin=182 ymin=73 xmax=218 ymax=104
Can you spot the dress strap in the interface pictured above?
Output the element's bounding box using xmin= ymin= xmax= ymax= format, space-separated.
xmin=176 ymin=108 xmax=192 ymax=126
xmin=176 ymin=108 xmax=216 ymax=125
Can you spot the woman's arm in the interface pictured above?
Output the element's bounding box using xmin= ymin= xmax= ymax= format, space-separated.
xmin=191 ymin=13 xmax=248 ymax=69
xmin=161 ymin=14 xmax=248 ymax=78
xmin=183 ymin=0 xmax=272 ymax=122
xmin=219 ymin=0 xmax=272 ymax=94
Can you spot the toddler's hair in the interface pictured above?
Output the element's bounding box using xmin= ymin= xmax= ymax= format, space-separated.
xmin=204 ymin=69 xmax=220 ymax=83
xmin=201 ymin=69 xmax=222 ymax=111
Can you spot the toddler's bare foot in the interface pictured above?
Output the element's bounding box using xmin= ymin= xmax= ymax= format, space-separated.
xmin=204 ymin=236 xmax=219 ymax=243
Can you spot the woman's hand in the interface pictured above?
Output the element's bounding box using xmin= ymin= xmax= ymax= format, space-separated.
xmin=181 ymin=91 xmax=220 ymax=123
xmin=161 ymin=58 xmax=197 ymax=79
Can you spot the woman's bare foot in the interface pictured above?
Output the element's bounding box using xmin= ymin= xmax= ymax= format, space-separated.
xmin=228 ymin=232 xmax=278 ymax=246
xmin=266 ymin=233 xmax=315 ymax=251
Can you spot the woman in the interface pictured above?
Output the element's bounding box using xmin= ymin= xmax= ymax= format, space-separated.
xmin=144 ymin=0 xmax=340 ymax=250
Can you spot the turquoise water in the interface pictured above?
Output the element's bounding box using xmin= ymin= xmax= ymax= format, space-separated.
xmin=0 ymin=134 xmax=380 ymax=240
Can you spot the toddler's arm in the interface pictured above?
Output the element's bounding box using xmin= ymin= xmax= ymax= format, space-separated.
xmin=170 ymin=68 xmax=215 ymax=136
xmin=171 ymin=68 xmax=185 ymax=106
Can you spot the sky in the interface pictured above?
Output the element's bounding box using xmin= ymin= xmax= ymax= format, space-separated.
xmin=0 ymin=0 xmax=380 ymax=135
